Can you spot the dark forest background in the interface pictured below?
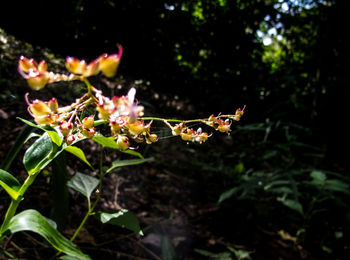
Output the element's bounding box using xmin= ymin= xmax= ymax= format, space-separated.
xmin=1 ymin=0 xmax=350 ymax=259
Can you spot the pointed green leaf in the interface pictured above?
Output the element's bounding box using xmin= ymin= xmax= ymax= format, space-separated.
xmin=218 ymin=186 xmax=241 ymax=204
xmin=67 ymin=172 xmax=99 ymax=199
xmin=92 ymin=135 xmax=120 ymax=149
xmin=106 ymin=158 xmax=153 ymax=174
xmin=0 ymin=169 xmax=21 ymax=200
xmin=324 ymin=179 xmax=350 ymax=194
xmin=310 ymin=170 xmax=326 ymax=183
xmin=7 ymin=209 xmax=91 ymax=259
xmin=121 ymin=149 xmax=144 ymax=159
xmin=18 ymin=117 xmax=63 ymax=146
xmin=96 ymin=210 xmax=143 ymax=235
xmin=277 ymin=197 xmax=304 ymax=215
xmin=65 ymin=146 xmax=94 ymax=170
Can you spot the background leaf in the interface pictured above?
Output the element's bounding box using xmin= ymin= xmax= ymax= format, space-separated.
xmin=161 ymin=235 xmax=178 ymax=260
xmin=67 ymin=172 xmax=99 ymax=199
xmin=96 ymin=210 xmax=143 ymax=235
xmin=7 ymin=209 xmax=91 ymax=260
xmin=0 ymin=124 xmax=34 ymax=171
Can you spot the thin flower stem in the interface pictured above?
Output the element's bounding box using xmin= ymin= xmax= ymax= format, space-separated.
xmin=69 ymin=146 xmax=104 ymax=243
xmin=83 ymin=78 xmax=94 ymax=98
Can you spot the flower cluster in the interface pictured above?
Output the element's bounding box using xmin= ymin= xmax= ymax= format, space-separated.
xmin=18 ymin=48 xmax=244 ymax=150
xmin=164 ymin=107 xmax=245 ymax=144
xmin=164 ymin=122 xmax=210 ymax=144
xmin=18 ymin=46 xmax=123 ymax=91
xmin=96 ymin=87 xmax=158 ymax=150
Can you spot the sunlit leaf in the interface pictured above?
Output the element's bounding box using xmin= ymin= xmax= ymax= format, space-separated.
xmin=7 ymin=209 xmax=91 ymax=259
xmin=67 ymin=172 xmax=99 ymax=199
xmin=18 ymin=117 xmax=63 ymax=146
xmin=92 ymin=135 xmax=119 ymax=149
xmin=23 ymin=132 xmax=55 ymax=175
xmin=0 ymin=169 xmax=21 ymax=200
xmin=65 ymin=146 xmax=94 ymax=170
xmin=106 ymin=158 xmax=153 ymax=174
xmin=96 ymin=210 xmax=143 ymax=235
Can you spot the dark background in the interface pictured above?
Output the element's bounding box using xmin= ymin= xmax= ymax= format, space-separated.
xmin=1 ymin=0 xmax=349 ymax=259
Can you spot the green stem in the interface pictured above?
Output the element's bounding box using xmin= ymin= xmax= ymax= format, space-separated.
xmin=0 ymin=173 xmax=38 ymax=240
xmin=83 ymin=78 xmax=93 ymax=98
xmin=69 ymin=147 xmax=104 ymax=242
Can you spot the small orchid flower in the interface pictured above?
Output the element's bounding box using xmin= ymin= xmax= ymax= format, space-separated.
xmin=98 ymin=45 xmax=123 ymax=78
xmin=18 ymin=56 xmax=49 ymax=90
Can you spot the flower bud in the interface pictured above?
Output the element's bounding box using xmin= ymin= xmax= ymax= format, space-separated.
xmin=217 ymin=119 xmax=231 ymax=133
xmin=146 ymin=133 xmax=158 ymax=144
xmin=180 ymin=129 xmax=194 ymax=142
xmin=82 ymin=116 xmax=95 ymax=129
xmin=109 ymin=118 xmax=124 ymax=135
xmin=59 ymin=120 xmax=72 ymax=136
xmin=196 ymin=132 xmax=209 ymax=144
xmin=116 ymin=135 xmax=130 ymax=150
xmin=65 ymin=134 xmax=75 ymax=145
xmin=127 ymin=121 xmax=145 ymax=136
xmin=82 ymin=127 xmax=96 ymax=138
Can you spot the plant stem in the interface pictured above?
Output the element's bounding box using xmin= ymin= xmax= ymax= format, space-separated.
xmin=0 ymin=173 xmax=38 ymax=241
xmin=69 ymin=146 xmax=104 ymax=242
xmin=83 ymin=78 xmax=93 ymax=98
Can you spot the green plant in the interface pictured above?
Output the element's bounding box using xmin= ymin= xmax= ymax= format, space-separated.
xmin=0 ymin=47 xmax=244 ymax=258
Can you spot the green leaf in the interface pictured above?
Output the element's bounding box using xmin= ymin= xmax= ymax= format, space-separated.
xmin=23 ymin=132 xmax=55 ymax=175
xmin=65 ymin=146 xmax=94 ymax=170
xmin=277 ymin=197 xmax=304 ymax=215
xmin=121 ymin=149 xmax=144 ymax=159
xmin=0 ymin=169 xmax=21 ymax=200
xmin=161 ymin=235 xmax=178 ymax=260
xmin=7 ymin=209 xmax=91 ymax=259
xmin=18 ymin=117 xmax=63 ymax=146
xmin=218 ymin=186 xmax=241 ymax=204
xmin=96 ymin=210 xmax=143 ymax=235
xmin=67 ymin=172 xmax=99 ymax=199
xmin=1 ymin=125 xmax=34 ymax=171
xmin=310 ymin=170 xmax=326 ymax=183
xmin=324 ymin=179 xmax=350 ymax=194
xmin=92 ymin=135 xmax=120 ymax=149
xmin=106 ymin=158 xmax=153 ymax=174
